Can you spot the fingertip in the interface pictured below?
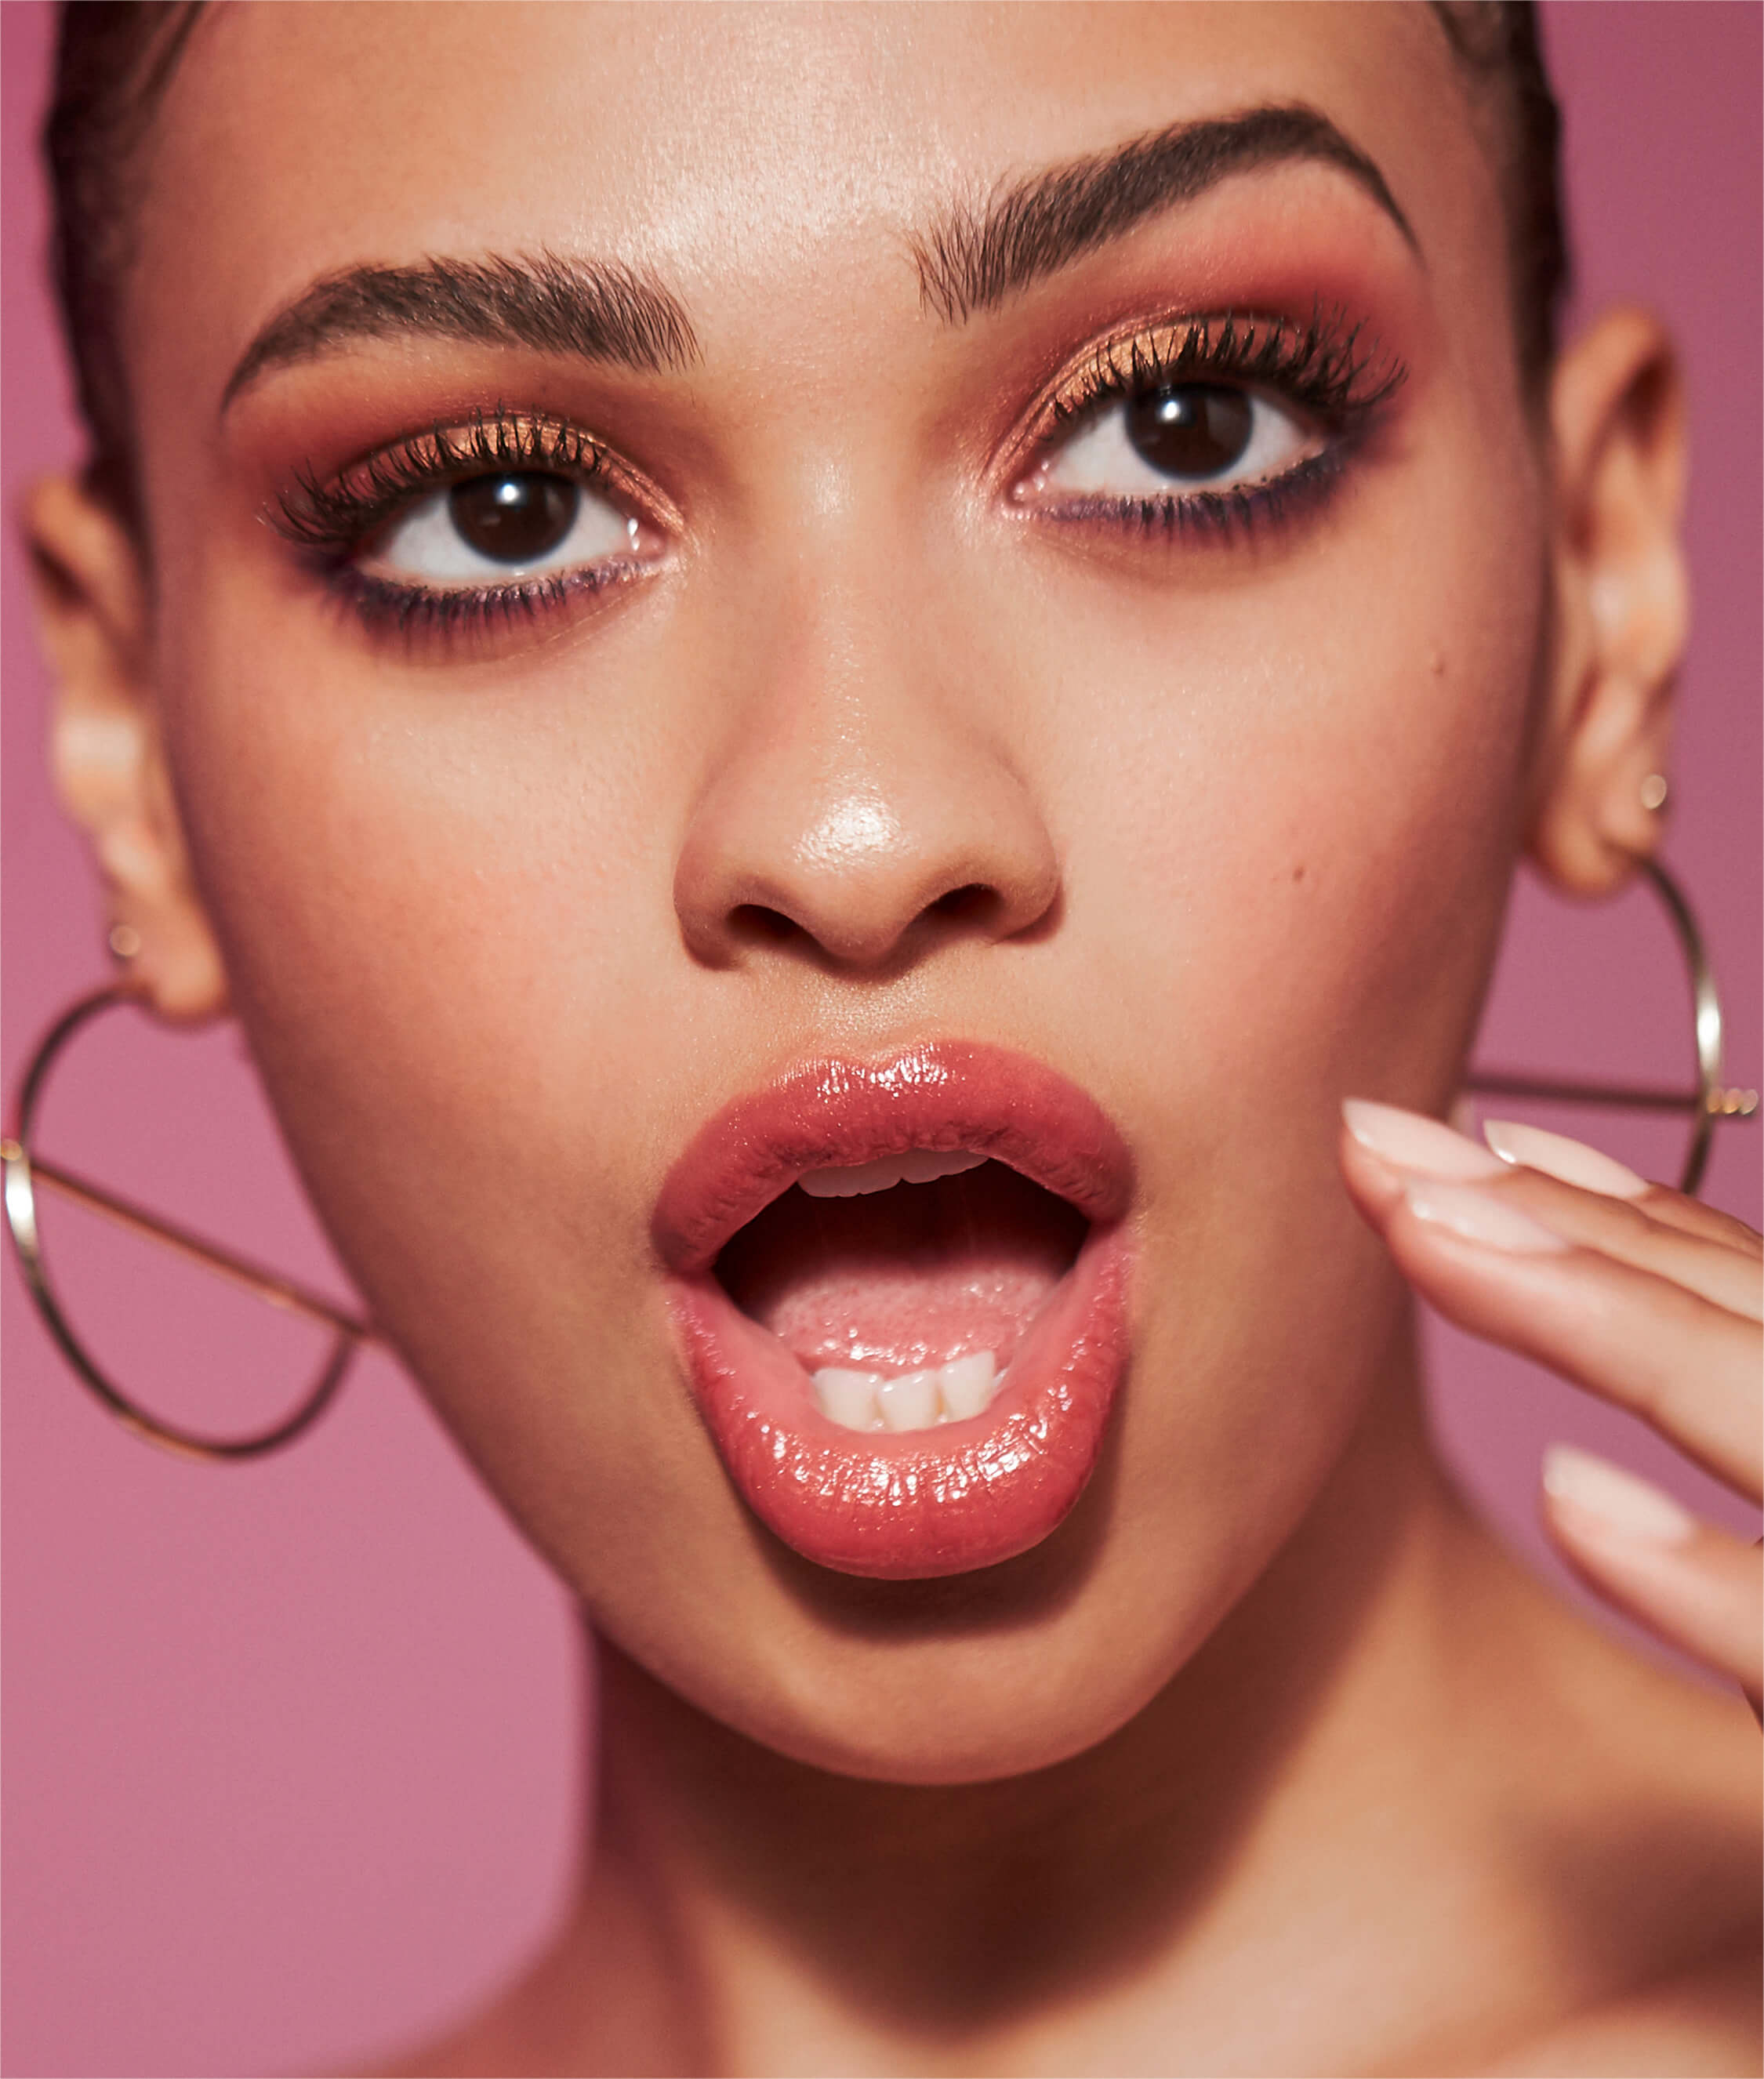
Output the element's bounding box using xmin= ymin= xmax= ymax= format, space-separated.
xmin=1342 ymin=1098 xmax=1507 ymax=1181
xmin=1480 ymin=1118 xmax=1650 ymax=1200
xmin=1541 ymin=1444 xmax=1697 ymax=1546
xmin=1336 ymin=1105 xmax=1407 ymax=1218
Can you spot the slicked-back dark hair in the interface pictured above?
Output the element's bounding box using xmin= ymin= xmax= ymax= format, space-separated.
xmin=43 ymin=0 xmax=1570 ymax=532
xmin=44 ymin=2 xmax=202 ymax=527
xmin=1432 ymin=0 xmax=1570 ymax=390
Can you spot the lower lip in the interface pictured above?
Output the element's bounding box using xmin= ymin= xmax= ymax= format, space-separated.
xmin=665 ymin=1223 xmax=1131 ymax=1580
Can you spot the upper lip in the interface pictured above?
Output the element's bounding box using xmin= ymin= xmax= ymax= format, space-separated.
xmin=652 ymin=1040 xmax=1134 ymax=1276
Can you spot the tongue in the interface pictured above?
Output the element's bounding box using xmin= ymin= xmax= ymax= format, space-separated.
xmin=713 ymin=1163 xmax=1086 ymax=1373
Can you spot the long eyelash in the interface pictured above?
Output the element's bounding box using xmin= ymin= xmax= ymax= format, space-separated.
xmin=272 ymin=407 xmax=612 ymax=553
xmin=1045 ymin=306 xmax=1405 ymax=435
xmin=1034 ymin=306 xmax=1406 ymax=541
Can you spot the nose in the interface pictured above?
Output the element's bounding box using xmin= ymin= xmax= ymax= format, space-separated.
xmin=673 ymin=588 xmax=1060 ymax=974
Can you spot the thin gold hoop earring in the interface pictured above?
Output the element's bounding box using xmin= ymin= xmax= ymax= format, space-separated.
xmin=2 ymin=985 xmax=375 ymax=1462
xmin=1464 ymin=855 xmax=1757 ymax=1196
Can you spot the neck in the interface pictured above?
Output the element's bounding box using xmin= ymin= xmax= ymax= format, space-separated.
xmin=509 ymin=1362 xmax=1539 ymax=2075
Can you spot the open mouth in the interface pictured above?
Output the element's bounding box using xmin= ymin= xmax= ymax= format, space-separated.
xmin=654 ymin=1043 xmax=1134 ymax=1580
xmin=715 ymin=1156 xmax=1087 ymax=1432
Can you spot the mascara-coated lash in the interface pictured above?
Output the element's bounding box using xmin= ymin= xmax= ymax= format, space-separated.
xmin=1042 ymin=308 xmax=1403 ymax=434
xmin=272 ymin=407 xmax=622 ymax=553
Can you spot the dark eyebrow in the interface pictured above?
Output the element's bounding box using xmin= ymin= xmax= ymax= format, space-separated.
xmin=913 ymin=104 xmax=1418 ymax=324
xmin=221 ymin=250 xmax=701 ymax=410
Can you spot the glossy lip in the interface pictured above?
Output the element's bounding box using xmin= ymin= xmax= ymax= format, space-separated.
xmin=653 ymin=1042 xmax=1134 ymax=1580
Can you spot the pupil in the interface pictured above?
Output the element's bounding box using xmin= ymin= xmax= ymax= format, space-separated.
xmin=1124 ymin=385 xmax=1254 ymax=480
xmin=448 ymin=473 xmax=578 ymax=564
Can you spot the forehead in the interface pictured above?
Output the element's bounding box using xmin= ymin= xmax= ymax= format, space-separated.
xmin=136 ymin=1 xmax=1485 ymax=362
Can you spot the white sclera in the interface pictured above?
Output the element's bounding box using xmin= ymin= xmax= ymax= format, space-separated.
xmin=364 ymin=482 xmax=636 ymax=586
xmin=1036 ymin=390 xmax=1316 ymax=502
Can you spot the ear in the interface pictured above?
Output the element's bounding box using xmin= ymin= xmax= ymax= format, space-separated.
xmin=1526 ymin=308 xmax=1687 ymax=895
xmin=25 ymin=475 xmax=228 ymax=1020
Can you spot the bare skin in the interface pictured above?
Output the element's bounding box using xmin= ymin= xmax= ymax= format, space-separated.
xmin=25 ymin=5 xmax=1758 ymax=2073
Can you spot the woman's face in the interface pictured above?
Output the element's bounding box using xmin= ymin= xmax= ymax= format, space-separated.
xmin=120 ymin=1 xmax=1543 ymax=1778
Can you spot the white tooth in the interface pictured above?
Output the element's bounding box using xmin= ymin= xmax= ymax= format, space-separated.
xmin=799 ymin=1156 xmax=908 ymax=1199
xmin=897 ymin=1149 xmax=987 ymax=1185
xmin=937 ymin=1351 xmax=997 ymax=1420
xmin=812 ymin=1367 xmax=883 ymax=1429
xmin=876 ymin=1369 xmax=940 ymax=1431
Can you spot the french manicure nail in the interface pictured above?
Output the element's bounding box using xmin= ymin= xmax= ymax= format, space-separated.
xmin=1541 ymin=1445 xmax=1696 ymax=1544
xmin=1342 ymin=1098 xmax=1508 ymax=1180
xmin=1483 ymin=1119 xmax=1648 ymax=1199
xmin=1402 ymin=1178 xmax=1570 ymax=1253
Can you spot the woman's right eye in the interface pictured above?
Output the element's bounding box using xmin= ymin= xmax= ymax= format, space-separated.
xmin=358 ymin=470 xmax=641 ymax=588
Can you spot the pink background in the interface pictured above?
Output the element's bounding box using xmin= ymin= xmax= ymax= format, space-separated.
xmin=3 ymin=6 xmax=1759 ymax=2073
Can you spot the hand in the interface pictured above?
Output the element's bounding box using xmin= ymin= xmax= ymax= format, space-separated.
xmin=1339 ymin=1101 xmax=1762 ymax=1713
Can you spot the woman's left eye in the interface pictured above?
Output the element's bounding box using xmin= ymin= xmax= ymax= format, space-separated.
xmin=358 ymin=470 xmax=641 ymax=586
xmin=1029 ymin=383 xmax=1322 ymax=503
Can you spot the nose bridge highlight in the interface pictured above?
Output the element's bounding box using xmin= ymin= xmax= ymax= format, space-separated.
xmin=673 ymin=564 xmax=1060 ymax=971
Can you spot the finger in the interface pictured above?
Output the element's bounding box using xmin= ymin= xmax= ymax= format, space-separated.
xmin=1630 ymin=1188 xmax=1763 ymax=1262
xmin=1480 ymin=1117 xmax=1762 ymax=1313
xmin=1340 ymin=1119 xmax=1762 ymax=1497
xmin=1483 ymin=1116 xmax=1762 ymax=1271
xmin=1387 ymin=1181 xmax=1761 ymax=1498
xmin=1480 ymin=1165 xmax=1762 ymax=1322
xmin=1541 ymin=1446 xmax=1762 ymax=1709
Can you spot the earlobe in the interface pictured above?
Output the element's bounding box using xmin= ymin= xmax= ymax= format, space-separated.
xmin=1527 ymin=310 xmax=1687 ymax=897
xmin=25 ymin=476 xmax=228 ymax=1020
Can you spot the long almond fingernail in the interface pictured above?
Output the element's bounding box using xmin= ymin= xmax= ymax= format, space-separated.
xmin=1342 ymin=1099 xmax=1507 ymax=1179
xmin=1483 ymin=1119 xmax=1648 ymax=1200
xmin=1402 ymin=1178 xmax=1570 ymax=1253
xmin=1541 ymin=1446 xmax=1696 ymax=1544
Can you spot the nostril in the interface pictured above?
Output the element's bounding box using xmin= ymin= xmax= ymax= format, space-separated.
xmin=928 ymin=883 xmax=997 ymax=926
xmin=728 ymin=903 xmax=803 ymax=947
xmin=721 ymin=882 xmax=1019 ymax=963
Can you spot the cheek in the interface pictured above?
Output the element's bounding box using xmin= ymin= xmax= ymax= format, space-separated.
xmin=152 ymin=594 xmax=693 ymax=1338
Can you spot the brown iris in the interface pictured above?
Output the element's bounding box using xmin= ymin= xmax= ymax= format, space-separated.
xmin=1124 ymin=385 xmax=1254 ymax=480
xmin=447 ymin=473 xmax=578 ymax=563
